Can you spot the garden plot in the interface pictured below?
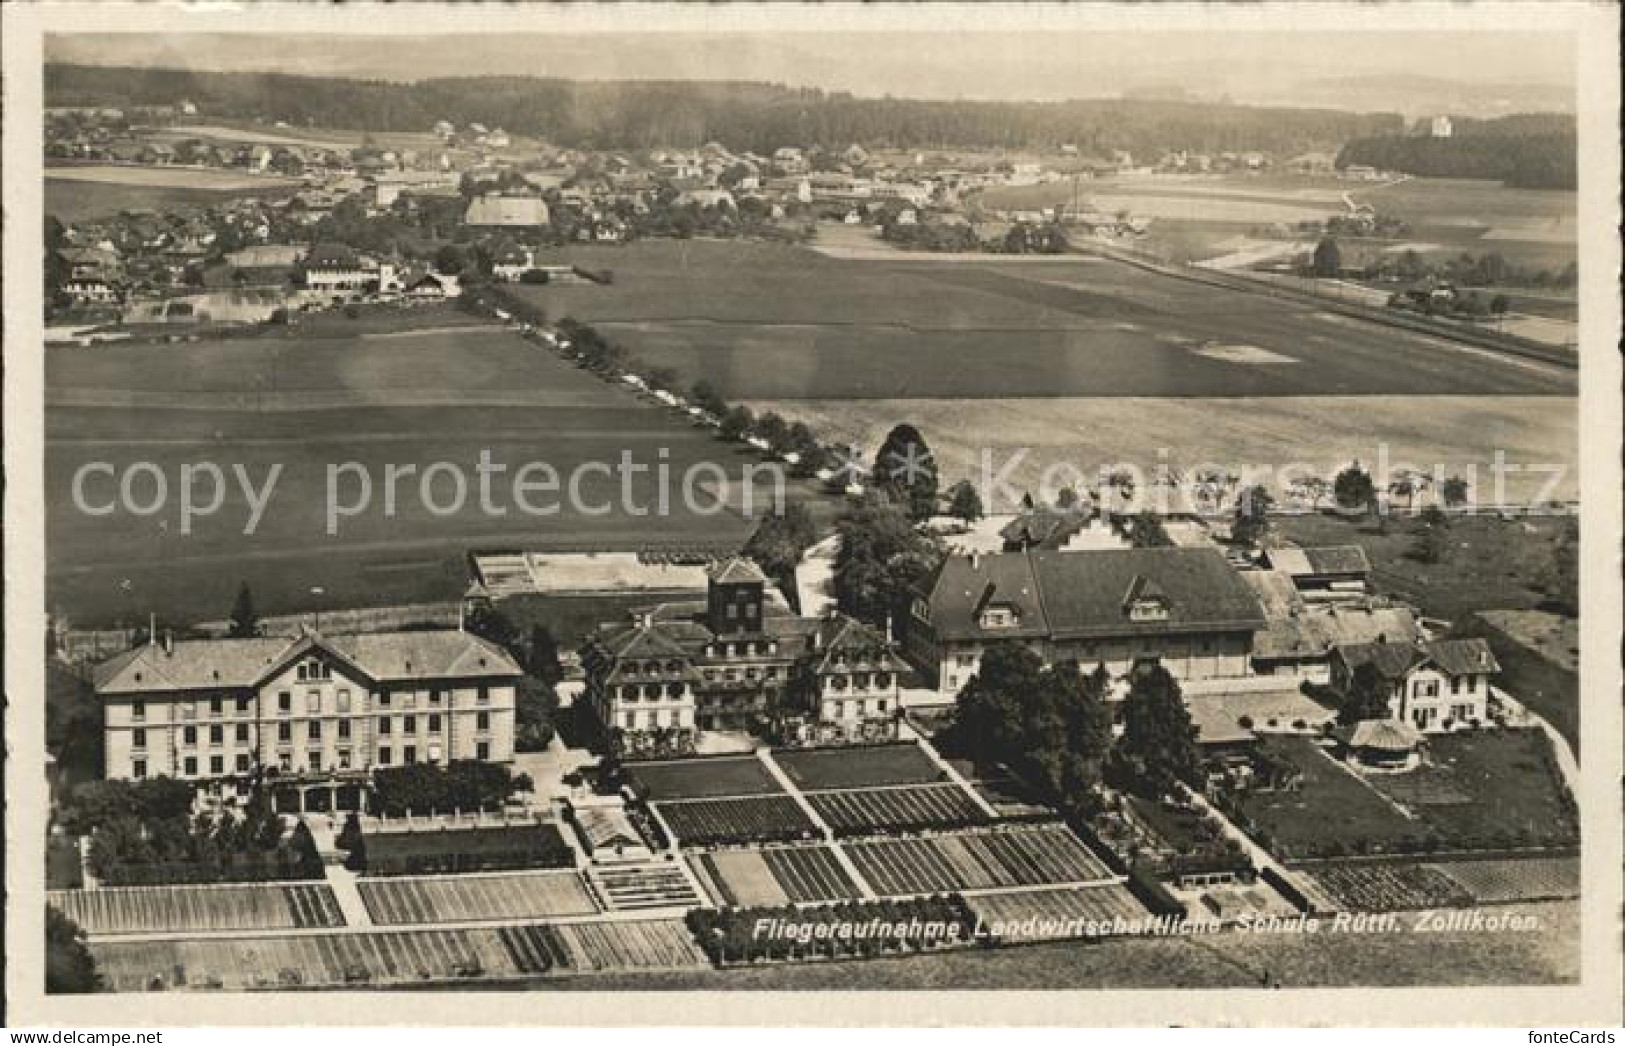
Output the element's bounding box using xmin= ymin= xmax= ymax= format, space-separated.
xmin=1429 ymin=857 xmax=1580 ymax=905
xmin=357 ymin=870 xmax=600 ymax=925
xmin=49 ymin=882 xmax=343 ymax=936
xmin=966 ymin=884 xmax=1150 ymax=941
xmin=696 ymin=845 xmax=864 ymax=907
xmin=630 ymin=756 xmax=784 ymax=799
xmin=847 ymin=825 xmax=1115 ymax=897
xmin=547 ymin=918 xmax=709 ymax=972
xmin=90 ymin=924 xmax=568 ymax=991
xmin=1298 ymin=862 xmax=1473 ymax=913
xmin=770 ymin=743 xmax=945 ymax=790
xmin=653 ymin=795 xmax=820 ymax=847
xmin=806 ymin=783 xmax=992 ymax=837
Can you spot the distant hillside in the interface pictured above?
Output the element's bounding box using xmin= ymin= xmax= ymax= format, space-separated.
xmin=1290 ymin=74 xmax=1573 ymax=120
xmin=45 ymin=63 xmax=1404 ymax=156
xmin=1337 ymin=113 xmax=1576 ymax=189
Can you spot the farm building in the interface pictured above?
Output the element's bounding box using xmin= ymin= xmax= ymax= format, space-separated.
xmin=900 ymin=547 xmax=1266 ymax=693
xmin=93 ymin=628 xmax=522 ymax=811
xmin=1329 ymin=637 xmax=1499 ymax=733
xmin=579 ymin=557 xmax=904 ymax=751
xmin=1259 ymin=545 xmax=1372 ymax=602
xmin=1249 ymin=599 xmax=1423 ymax=682
xmin=300 ymin=242 xmax=382 ymax=294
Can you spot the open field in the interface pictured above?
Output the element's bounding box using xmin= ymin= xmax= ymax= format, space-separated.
xmin=45 ymin=326 xmax=818 ymax=625
xmin=49 ymin=882 xmax=343 ymax=936
xmin=806 ymin=784 xmax=992 ymax=837
xmin=46 ymin=164 xmax=301 ymax=222
xmin=630 ymin=756 xmax=784 ymax=800
xmin=771 ymin=743 xmax=944 ymax=790
xmin=515 ymin=900 xmax=1577 ymax=990
xmin=519 ymin=241 xmax=1573 ymax=401
xmin=1237 ymin=736 xmax=1424 ymax=859
xmin=752 ymin=396 xmax=1577 ymax=507
xmin=1431 ymin=857 xmax=1580 ymax=905
xmin=357 ymin=871 xmax=599 ymax=925
xmin=846 ymin=825 xmax=1115 ymax=896
xmin=978 ymin=175 xmax=1576 ymax=270
xmin=1455 ymin=613 xmax=1578 ymax=750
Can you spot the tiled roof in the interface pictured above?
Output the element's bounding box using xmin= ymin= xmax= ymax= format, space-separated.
xmin=922 ymin=548 xmax=1264 ymax=642
xmin=1253 ymin=605 xmax=1421 ymax=661
xmin=95 ymin=630 xmax=521 ymax=695
xmin=1265 ymin=545 xmax=1372 ymax=578
xmin=1344 ymin=718 xmax=1422 ymax=751
xmin=1334 ymin=637 xmax=1498 ymax=679
xmin=810 ymin=614 xmax=904 ymax=675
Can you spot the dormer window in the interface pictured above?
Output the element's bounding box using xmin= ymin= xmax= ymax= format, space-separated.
xmin=979 ymin=604 xmax=1018 ymax=629
xmin=1128 ymin=598 xmax=1169 ymax=622
xmin=912 ymin=598 xmax=932 ymax=624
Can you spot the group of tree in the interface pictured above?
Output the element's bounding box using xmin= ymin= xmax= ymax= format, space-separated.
xmin=1122 ymin=510 xmax=1173 ymax=549
xmin=832 ymin=491 xmax=944 ymax=629
xmin=1373 ymin=249 xmax=1578 ymax=292
xmin=951 ymin=646 xmax=1113 ymax=817
xmin=1337 ymin=119 xmax=1576 ymax=190
xmin=1410 ymin=505 xmax=1452 ymax=564
xmin=46 ymin=907 xmax=99 ymax=993
xmin=871 ymin=424 xmax=939 ymax=521
xmin=944 ymin=479 xmax=984 ymax=524
xmin=744 ymin=503 xmax=820 ymax=606
xmin=1231 ymin=485 xmax=1275 ymax=546
xmin=75 ymin=783 xmax=323 ymax=886
xmin=371 ymin=759 xmax=531 ymax=818
xmin=46 ymin=63 xmax=1404 ymax=157
xmin=951 ymin=644 xmax=1203 ymax=805
xmin=463 ymin=602 xmax=560 ymax=753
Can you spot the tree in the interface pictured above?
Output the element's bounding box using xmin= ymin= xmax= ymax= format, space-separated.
xmin=464 ymin=601 xmax=519 ymax=655
xmin=690 ymin=380 xmax=727 ymax=418
xmin=1232 ymin=485 xmax=1275 ymax=546
xmin=1411 ymin=505 xmax=1450 ymax=564
xmin=1055 ymin=486 xmax=1080 ymax=510
xmin=1333 ymin=464 xmax=1376 ymax=511
xmin=1114 ymin=664 xmax=1200 ymax=798
xmin=1338 ymin=662 xmax=1393 ymax=726
xmin=1544 ymin=517 xmax=1579 ymax=615
xmin=745 ymin=504 xmax=818 ymax=597
xmin=1441 ymin=475 xmax=1471 ymax=509
xmin=46 ymin=907 xmax=98 ymax=993
xmin=833 ymin=493 xmax=943 ymax=627
xmin=1125 ymin=511 xmax=1172 ymax=548
xmin=719 ymin=405 xmax=755 ymax=443
xmin=946 ymin=480 xmax=983 ymax=524
xmin=515 ymin=676 xmax=559 ymax=752
xmin=1311 ymin=236 xmax=1342 ymax=278
xmin=872 ymin=423 xmax=938 ymax=521
xmin=526 ymin=624 xmax=564 ymax=685
xmin=228 ymin=582 xmax=259 ymax=638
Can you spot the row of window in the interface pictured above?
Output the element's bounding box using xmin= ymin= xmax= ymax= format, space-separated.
xmin=131 ymin=740 xmax=497 ymax=780
xmin=702 ymin=639 xmax=778 ymax=659
xmin=825 ymin=672 xmax=892 ymax=691
xmin=1413 ymin=676 xmax=1480 ymax=698
xmin=138 ymin=712 xmax=494 ymax=749
xmin=129 ymin=686 xmax=495 ymax=721
xmin=615 ymin=708 xmax=693 ymax=731
xmin=826 ymin=698 xmax=890 ymax=719
xmin=618 ymin=683 xmax=687 ymax=701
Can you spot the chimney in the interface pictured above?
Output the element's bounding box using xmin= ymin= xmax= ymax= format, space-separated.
xmin=969 ymin=550 xmax=981 ymax=570
xmin=148 ymin=612 xmax=157 ymax=647
xmin=162 ymin=631 xmax=174 ymax=655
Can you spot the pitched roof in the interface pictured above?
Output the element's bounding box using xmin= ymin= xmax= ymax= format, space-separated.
xmin=1265 ymin=545 xmax=1372 ymax=578
xmin=707 ymin=556 xmax=768 ymax=585
xmin=810 ymin=614 xmax=904 ymax=674
xmin=922 ymin=553 xmax=1050 ymax=640
xmin=1252 ymin=605 xmax=1422 ymax=661
xmin=1334 ymin=637 xmax=1498 ymax=679
xmin=999 ymin=509 xmax=1083 ymax=549
xmin=95 ymin=630 xmax=521 ymax=695
xmin=1344 ymin=718 xmax=1422 ymax=751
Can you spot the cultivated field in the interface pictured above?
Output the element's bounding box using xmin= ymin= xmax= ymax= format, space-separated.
xmin=631 ymin=756 xmax=784 ymax=800
xmin=652 ymin=795 xmax=820 ymax=848
xmin=521 ymin=241 xmax=1573 ymax=401
xmin=46 ymin=326 xmax=802 ymax=625
xmin=544 ymin=918 xmax=710 ymax=973
xmin=1299 ymin=862 xmax=1475 ymax=913
xmin=846 ymin=825 xmax=1115 ymax=897
xmin=45 ymin=164 xmax=301 ymax=222
xmin=965 ymin=884 xmax=1149 ymax=940
xmin=770 ymin=743 xmax=944 ymax=790
xmin=693 ymin=845 xmax=863 ymax=907
xmin=806 ymin=783 xmax=992 ymax=837
xmin=1430 ymin=857 xmax=1580 ymax=904
xmin=49 ymin=882 xmax=343 ymax=936
xmin=357 ymin=871 xmax=600 ymax=925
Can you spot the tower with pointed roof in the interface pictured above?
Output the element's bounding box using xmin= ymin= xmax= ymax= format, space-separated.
xmin=706 ymin=556 xmax=767 ymax=636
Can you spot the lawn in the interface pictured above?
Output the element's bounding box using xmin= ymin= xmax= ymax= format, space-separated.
xmin=1275 ymin=514 xmax=1575 ymax=621
xmin=45 ymin=324 xmax=824 ymax=626
xmin=1455 ymin=612 xmax=1578 ymax=751
xmin=1365 ymin=729 xmax=1577 ymax=849
xmin=770 ymin=743 xmax=944 ymax=790
xmin=630 ymin=756 xmax=784 ymax=800
xmin=1235 ymin=736 xmax=1418 ymax=859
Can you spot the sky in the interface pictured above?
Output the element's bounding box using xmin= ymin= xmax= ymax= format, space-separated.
xmin=47 ymin=31 xmax=1575 ymax=111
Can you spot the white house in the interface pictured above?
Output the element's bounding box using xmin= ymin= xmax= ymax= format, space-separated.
xmin=1330 ymin=637 xmax=1499 ymax=733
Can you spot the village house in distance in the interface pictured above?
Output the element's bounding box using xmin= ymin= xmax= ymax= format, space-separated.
xmin=94 ymin=628 xmax=522 ymax=812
